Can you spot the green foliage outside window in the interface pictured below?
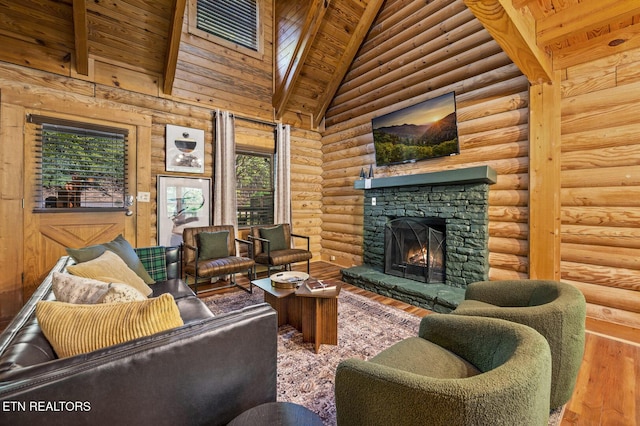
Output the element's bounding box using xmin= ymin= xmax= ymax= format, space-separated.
xmin=236 ymin=152 xmax=273 ymax=226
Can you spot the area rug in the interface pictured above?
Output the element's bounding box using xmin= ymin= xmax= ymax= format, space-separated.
xmin=203 ymin=288 xmax=563 ymax=426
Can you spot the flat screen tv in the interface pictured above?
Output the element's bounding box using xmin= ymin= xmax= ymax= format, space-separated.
xmin=372 ymin=92 xmax=459 ymax=167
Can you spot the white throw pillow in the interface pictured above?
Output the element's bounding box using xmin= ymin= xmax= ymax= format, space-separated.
xmin=52 ymin=272 xmax=110 ymax=304
xmin=100 ymin=283 xmax=148 ymax=303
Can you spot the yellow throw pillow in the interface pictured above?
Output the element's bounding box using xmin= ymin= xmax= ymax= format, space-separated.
xmin=36 ymin=293 xmax=183 ymax=358
xmin=66 ymin=250 xmax=153 ymax=297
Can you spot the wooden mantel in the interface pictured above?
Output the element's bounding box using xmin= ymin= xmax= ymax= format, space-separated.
xmin=353 ymin=166 xmax=497 ymax=190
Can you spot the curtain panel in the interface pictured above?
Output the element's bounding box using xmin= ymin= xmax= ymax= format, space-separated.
xmin=274 ymin=123 xmax=291 ymax=229
xmin=213 ymin=110 xmax=237 ymax=229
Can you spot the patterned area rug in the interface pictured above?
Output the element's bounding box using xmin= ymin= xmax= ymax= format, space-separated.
xmin=202 ymin=288 xmax=563 ymax=426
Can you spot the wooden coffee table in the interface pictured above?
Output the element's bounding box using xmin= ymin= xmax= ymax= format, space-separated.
xmin=252 ymin=277 xmax=341 ymax=353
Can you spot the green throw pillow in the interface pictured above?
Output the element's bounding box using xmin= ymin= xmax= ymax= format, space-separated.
xmin=259 ymin=225 xmax=287 ymax=251
xmin=66 ymin=234 xmax=155 ymax=284
xmin=196 ymin=231 xmax=229 ymax=260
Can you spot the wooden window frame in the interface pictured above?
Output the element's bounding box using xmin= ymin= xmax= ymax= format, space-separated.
xmin=28 ymin=114 xmax=129 ymax=213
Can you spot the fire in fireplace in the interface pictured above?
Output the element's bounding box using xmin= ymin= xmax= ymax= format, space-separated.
xmin=384 ymin=217 xmax=446 ymax=283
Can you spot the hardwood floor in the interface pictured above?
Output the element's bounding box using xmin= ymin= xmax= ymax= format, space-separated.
xmin=218 ymin=261 xmax=639 ymax=426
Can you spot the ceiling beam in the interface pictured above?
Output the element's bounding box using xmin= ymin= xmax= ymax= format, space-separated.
xmin=163 ymin=0 xmax=187 ymax=95
xmin=537 ymin=0 xmax=640 ymax=47
xmin=553 ymin=22 xmax=640 ymax=70
xmin=464 ymin=0 xmax=552 ymax=84
xmin=273 ymin=0 xmax=329 ymax=120
xmin=511 ymin=0 xmax=532 ymax=8
xmin=312 ymin=0 xmax=386 ymax=128
xmin=72 ymin=0 xmax=89 ymax=76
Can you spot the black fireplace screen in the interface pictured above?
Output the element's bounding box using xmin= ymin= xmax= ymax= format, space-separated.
xmin=384 ymin=217 xmax=446 ymax=283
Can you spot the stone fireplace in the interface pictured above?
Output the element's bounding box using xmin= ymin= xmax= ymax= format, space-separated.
xmin=342 ymin=166 xmax=497 ymax=312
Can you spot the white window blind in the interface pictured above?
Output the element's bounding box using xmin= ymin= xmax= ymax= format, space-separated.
xmin=29 ymin=115 xmax=128 ymax=212
xmin=196 ymin=0 xmax=258 ymax=51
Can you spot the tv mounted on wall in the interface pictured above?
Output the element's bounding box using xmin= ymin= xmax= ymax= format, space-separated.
xmin=372 ymin=92 xmax=459 ymax=167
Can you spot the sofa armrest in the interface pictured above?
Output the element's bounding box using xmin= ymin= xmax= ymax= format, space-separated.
xmin=0 ymin=303 xmax=277 ymax=426
xmin=0 ymin=257 xmax=69 ymax=358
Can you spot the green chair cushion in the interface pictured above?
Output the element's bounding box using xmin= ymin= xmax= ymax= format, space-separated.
xmin=196 ymin=231 xmax=229 ymax=260
xmin=370 ymin=336 xmax=481 ymax=379
xmin=259 ymin=225 xmax=287 ymax=251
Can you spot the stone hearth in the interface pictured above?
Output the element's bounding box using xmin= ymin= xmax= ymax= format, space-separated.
xmin=342 ymin=166 xmax=497 ymax=312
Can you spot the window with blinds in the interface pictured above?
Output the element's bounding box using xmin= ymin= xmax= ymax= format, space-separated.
xmin=236 ymin=151 xmax=273 ymax=226
xmin=29 ymin=115 xmax=128 ymax=212
xmin=196 ymin=0 xmax=258 ymax=51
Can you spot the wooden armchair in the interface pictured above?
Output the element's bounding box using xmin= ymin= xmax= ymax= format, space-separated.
xmin=182 ymin=225 xmax=255 ymax=294
xmin=248 ymin=224 xmax=312 ymax=277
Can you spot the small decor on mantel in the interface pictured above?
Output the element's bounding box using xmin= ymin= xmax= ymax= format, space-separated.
xmin=368 ymin=164 xmax=374 ymax=179
xmin=359 ymin=168 xmax=366 ymax=179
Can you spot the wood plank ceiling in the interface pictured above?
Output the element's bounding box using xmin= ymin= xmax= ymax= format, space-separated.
xmin=0 ymin=0 xmax=639 ymax=121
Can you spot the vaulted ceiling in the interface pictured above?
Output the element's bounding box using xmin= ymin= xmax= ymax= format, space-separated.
xmin=0 ymin=0 xmax=639 ymax=122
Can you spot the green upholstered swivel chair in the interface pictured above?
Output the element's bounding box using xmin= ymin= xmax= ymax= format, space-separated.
xmin=452 ymin=279 xmax=586 ymax=409
xmin=335 ymin=314 xmax=552 ymax=426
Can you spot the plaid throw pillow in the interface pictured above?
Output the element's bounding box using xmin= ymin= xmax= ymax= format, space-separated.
xmin=134 ymin=247 xmax=167 ymax=282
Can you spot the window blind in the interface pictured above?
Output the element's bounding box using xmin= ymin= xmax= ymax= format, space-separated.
xmin=196 ymin=0 xmax=258 ymax=51
xmin=28 ymin=115 xmax=129 ymax=212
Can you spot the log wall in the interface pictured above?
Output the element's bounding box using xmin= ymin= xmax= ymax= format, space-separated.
xmin=0 ymin=1 xmax=323 ymax=325
xmin=560 ymin=46 xmax=640 ymax=328
xmin=321 ymin=0 xmax=531 ymax=283
xmin=174 ymin=1 xmax=274 ymax=122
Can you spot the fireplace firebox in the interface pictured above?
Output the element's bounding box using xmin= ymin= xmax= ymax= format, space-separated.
xmin=384 ymin=217 xmax=446 ymax=283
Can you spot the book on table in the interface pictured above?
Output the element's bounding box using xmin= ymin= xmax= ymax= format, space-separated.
xmin=304 ymin=279 xmax=337 ymax=292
